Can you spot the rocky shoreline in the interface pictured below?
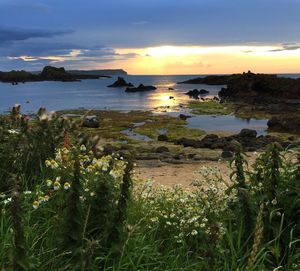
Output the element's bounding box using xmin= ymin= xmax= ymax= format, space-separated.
xmin=180 ymin=71 xmax=300 ymax=135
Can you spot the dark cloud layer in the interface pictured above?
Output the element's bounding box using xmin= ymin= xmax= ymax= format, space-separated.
xmin=0 ymin=26 xmax=72 ymax=43
xmin=0 ymin=0 xmax=300 ymax=70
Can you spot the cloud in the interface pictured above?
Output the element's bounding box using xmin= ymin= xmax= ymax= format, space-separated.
xmin=0 ymin=26 xmax=72 ymax=43
xmin=268 ymin=43 xmax=300 ymax=52
xmin=4 ymin=45 xmax=138 ymax=70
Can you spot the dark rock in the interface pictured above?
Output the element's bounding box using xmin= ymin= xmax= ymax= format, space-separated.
xmin=221 ymin=150 xmax=233 ymax=159
xmin=169 ymin=96 xmax=174 ymax=99
xmin=125 ymin=84 xmax=157 ymax=92
xmin=201 ymin=134 xmax=219 ymax=148
xmin=82 ymin=115 xmax=100 ymax=128
xmin=179 ymin=114 xmax=192 ymax=120
xmin=268 ymin=116 xmax=300 ymax=134
xmin=158 ymin=134 xmax=169 ymax=141
xmin=108 ymin=77 xmax=134 ymax=87
xmin=168 ymin=87 xmax=174 ymax=90
xmin=173 ymin=154 xmax=184 ymax=160
xmin=185 ymin=89 xmax=201 ymax=99
xmin=175 ymin=138 xmax=198 ymax=148
xmin=238 ymin=129 xmax=257 ymax=138
xmin=218 ymin=71 xmax=300 ymax=100
xmin=156 ymin=146 xmax=170 ymax=153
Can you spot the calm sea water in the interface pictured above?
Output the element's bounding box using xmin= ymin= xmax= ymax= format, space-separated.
xmin=0 ymin=74 xmax=298 ymax=134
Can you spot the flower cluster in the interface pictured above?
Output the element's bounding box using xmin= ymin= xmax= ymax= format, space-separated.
xmin=32 ymin=145 xmax=128 ymax=209
xmin=134 ymin=173 xmax=234 ymax=247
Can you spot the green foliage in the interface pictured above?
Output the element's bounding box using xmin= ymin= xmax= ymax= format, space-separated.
xmin=0 ymin=105 xmax=300 ymax=270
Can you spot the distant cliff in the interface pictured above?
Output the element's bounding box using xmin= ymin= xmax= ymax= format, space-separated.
xmin=68 ymin=69 xmax=127 ymax=76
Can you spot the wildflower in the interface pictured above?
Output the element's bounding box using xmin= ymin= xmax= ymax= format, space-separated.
xmin=271 ymin=198 xmax=277 ymax=205
xmin=109 ymin=169 xmax=122 ymax=179
xmin=3 ymin=198 xmax=12 ymax=205
xmin=63 ymin=182 xmax=71 ymax=190
xmin=46 ymin=179 xmax=52 ymax=187
xmin=33 ymin=201 xmax=39 ymax=209
xmin=86 ymin=165 xmax=94 ymax=172
xmin=80 ymin=144 xmax=87 ymax=152
xmin=150 ymin=217 xmax=158 ymax=223
xmin=44 ymin=195 xmax=49 ymax=201
xmin=50 ymin=160 xmax=58 ymax=169
xmin=191 ymin=230 xmax=198 ymax=236
xmin=90 ymin=192 xmax=95 ymax=197
xmin=45 ymin=160 xmax=51 ymax=167
xmin=24 ymin=190 xmax=32 ymax=195
xmin=38 ymin=196 xmax=44 ymax=203
xmin=61 ymin=147 xmax=69 ymax=154
xmin=53 ymin=181 xmax=61 ymax=190
xmin=8 ymin=129 xmax=19 ymax=134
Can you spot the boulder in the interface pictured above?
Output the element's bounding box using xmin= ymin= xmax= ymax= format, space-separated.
xmin=238 ymin=129 xmax=257 ymax=138
xmin=179 ymin=114 xmax=192 ymax=120
xmin=82 ymin=115 xmax=100 ymax=128
xmin=108 ymin=77 xmax=134 ymax=87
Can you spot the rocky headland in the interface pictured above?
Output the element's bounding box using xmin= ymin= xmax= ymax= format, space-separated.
xmin=0 ymin=66 xmax=111 ymax=83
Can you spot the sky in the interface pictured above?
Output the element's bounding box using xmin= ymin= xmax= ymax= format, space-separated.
xmin=0 ymin=0 xmax=300 ymax=74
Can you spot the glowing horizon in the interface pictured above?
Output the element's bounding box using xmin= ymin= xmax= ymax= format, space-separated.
xmin=7 ymin=44 xmax=300 ymax=75
xmin=112 ymin=45 xmax=300 ymax=75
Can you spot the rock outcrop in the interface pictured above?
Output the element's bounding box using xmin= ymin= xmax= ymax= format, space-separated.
xmin=219 ymin=71 xmax=300 ymax=100
xmin=185 ymin=89 xmax=210 ymax=99
xmin=171 ymin=129 xmax=292 ymax=152
xmin=125 ymin=84 xmax=157 ymax=92
xmin=107 ymin=77 xmax=134 ymax=87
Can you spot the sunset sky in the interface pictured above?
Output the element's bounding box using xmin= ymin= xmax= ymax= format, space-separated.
xmin=1 ymin=0 xmax=300 ymax=74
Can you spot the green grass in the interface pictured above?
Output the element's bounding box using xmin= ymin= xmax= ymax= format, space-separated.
xmin=188 ymin=100 xmax=235 ymax=115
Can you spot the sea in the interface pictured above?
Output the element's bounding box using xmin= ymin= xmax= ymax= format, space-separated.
xmin=0 ymin=74 xmax=299 ymax=134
